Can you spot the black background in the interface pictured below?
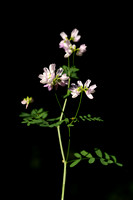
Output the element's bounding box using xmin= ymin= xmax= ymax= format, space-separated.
xmin=15 ymin=3 xmax=132 ymax=200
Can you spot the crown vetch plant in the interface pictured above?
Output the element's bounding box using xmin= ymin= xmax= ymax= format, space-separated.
xmin=20 ymin=28 xmax=123 ymax=200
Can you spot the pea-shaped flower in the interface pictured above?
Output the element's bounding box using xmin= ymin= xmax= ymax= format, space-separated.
xmin=21 ymin=96 xmax=33 ymax=109
xmin=69 ymin=79 xmax=97 ymax=99
xmin=38 ymin=64 xmax=69 ymax=91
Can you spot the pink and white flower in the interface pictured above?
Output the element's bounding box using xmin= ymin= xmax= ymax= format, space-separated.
xmin=59 ymin=28 xmax=87 ymax=58
xmin=76 ymin=44 xmax=87 ymax=56
xmin=38 ymin=64 xmax=56 ymax=85
xmin=38 ymin=64 xmax=69 ymax=91
xmin=71 ymin=28 xmax=81 ymax=42
xmin=69 ymin=79 xmax=97 ymax=99
xmin=21 ymin=96 xmax=33 ymax=109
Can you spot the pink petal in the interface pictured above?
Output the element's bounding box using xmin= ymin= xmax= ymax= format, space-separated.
xmin=21 ymin=99 xmax=27 ymax=104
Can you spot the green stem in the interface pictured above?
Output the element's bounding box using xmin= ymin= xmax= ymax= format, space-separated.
xmin=74 ymin=91 xmax=83 ymax=119
xmin=66 ymin=127 xmax=71 ymax=162
xmin=56 ymin=57 xmax=71 ymax=200
xmin=68 ymin=91 xmax=83 ymax=127
xmin=54 ymin=92 xmax=66 ymax=119
xmin=73 ymin=52 xmax=75 ymax=66
xmin=57 ymin=99 xmax=67 ymax=200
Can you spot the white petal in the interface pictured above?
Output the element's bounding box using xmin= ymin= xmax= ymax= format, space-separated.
xmin=72 ymin=92 xmax=80 ymax=98
xmin=49 ymin=64 xmax=56 ymax=73
xmin=59 ymin=40 xmax=65 ymax=48
xmin=86 ymin=92 xmax=94 ymax=99
xmin=84 ymin=79 xmax=91 ymax=88
xmin=64 ymin=52 xmax=70 ymax=58
xmin=60 ymin=32 xmax=68 ymax=40
xmin=56 ymin=68 xmax=63 ymax=76
xmin=77 ymin=80 xmax=83 ymax=87
xmin=38 ymin=74 xmax=44 ymax=79
xmin=43 ymin=67 xmax=49 ymax=74
xmin=73 ymin=35 xmax=81 ymax=42
xmin=60 ymin=74 xmax=69 ymax=81
xmin=71 ymin=29 xmax=79 ymax=38
xmin=89 ymin=84 xmax=97 ymax=91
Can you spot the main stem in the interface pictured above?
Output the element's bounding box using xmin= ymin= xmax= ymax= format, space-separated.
xmin=57 ymin=98 xmax=67 ymax=200
xmin=57 ymin=57 xmax=71 ymax=200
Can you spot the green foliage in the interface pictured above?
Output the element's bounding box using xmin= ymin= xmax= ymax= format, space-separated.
xmin=69 ymin=114 xmax=104 ymax=125
xmin=69 ymin=148 xmax=123 ymax=168
xmin=62 ymin=65 xmax=79 ymax=79
xmin=19 ymin=108 xmax=49 ymax=126
xmin=19 ymin=108 xmax=69 ymax=128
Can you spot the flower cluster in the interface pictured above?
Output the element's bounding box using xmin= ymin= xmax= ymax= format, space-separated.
xmin=21 ymin=96 xmax=33 ymax=109
xmin=69 ymin=80 xmax=97 ymax=99
xmin=38 ymin=64 xmax=69 ymax=91
xmin=59 ymin=28 xmax=87 ymax=58
xmin=21 ymin=28 xmax=96 ymax=109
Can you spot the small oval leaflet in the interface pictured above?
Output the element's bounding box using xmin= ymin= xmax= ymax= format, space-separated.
xmin=88 ymin=157 xmax=95 ymax=164
xmin=70 ymin=159 xmax=81 ymax=167
xmin=74 ymin=153 xmax=81 ymax=158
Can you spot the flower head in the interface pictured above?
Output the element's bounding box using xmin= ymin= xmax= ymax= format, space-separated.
xmin=59 ymin=28 xmax=87 ymax=58
xmin=21 ymin=96 xmax=33 ymax=109
xmin=38 ymin=64 xmax=69 ymax=91
xmin=69 ymin=79 xmax=97 ymax=99
xmin=76 ymin=44 xmax=87 ymax=56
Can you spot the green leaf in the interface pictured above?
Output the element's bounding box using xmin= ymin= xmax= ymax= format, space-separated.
xmin=67 ymin=124 xmax=74 ymax=127
xmin=19 ymin=112 xmax=30 ymax=117
xmin=48 ymin=119 xmax=65 ymax=128
xmin=74 ymin=153 xmax=81 ymax=158
xmin=88 ymin=157 xmax=95 ymax=164
xmin=95 ymin=148 xmax=102 ymax=158
xmin=79 ymin=116 xmax=85 ymax=121
xmin=86 ymin=153 xmax=93 ymax=158
xmin=70 ymin=159 xmax=81 ymax=167
xmin=47 ymin=117 xmax=60 ymax=122
xmin=62 ymin=65 xmax=79 ymax=79
xmin=42 ymin=112 xmax=48 ymax=119
xmin=80 ymin=150 xmax=88 ymax=156
xmin=111 ymin=155 xmax=117 ymax=163
xmin=116 ymin=163 xmax=123 ymax=167
xmin=104 ymin=152 xmax=110 ymax=160
xmin=31 ymin=109 xmax=37 ymax=115
xmin=37 ymin=108 xmax=43 ymax=113
xmin=107 ymin=160 xmax=113 ymax=164
xmin=100 ymin=158 xmax=108 ymax=165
